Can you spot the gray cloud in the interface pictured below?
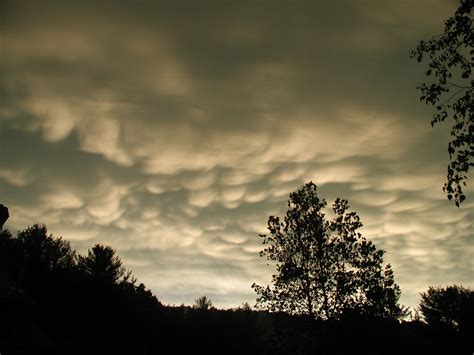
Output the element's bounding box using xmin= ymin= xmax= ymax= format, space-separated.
xmin=1 ymin=0 xmax=471 ymax=309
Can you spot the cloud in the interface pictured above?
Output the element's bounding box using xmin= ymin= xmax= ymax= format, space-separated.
xmin=26 ymin=98 xmax=77 ymax=142
xmin=1 ymin=0 xmax=472 ymax=310
xmin=77 ymin=115 xmax=133 ymax=167
xmin=188 ymin=188 xmax=216 ymax=208
xmin=41 ymin=188 xmax=84 ymax=210
xmin=85 ymin=182 xmax=128 ymax=223
xmin=0 ymin=168 xmax=31 ymax=187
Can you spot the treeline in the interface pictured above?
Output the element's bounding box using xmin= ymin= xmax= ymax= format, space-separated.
xmin=0 ymin=224 xmax=161 ymax=354
xmin=0 ymin=223 xmax=472 ymax=354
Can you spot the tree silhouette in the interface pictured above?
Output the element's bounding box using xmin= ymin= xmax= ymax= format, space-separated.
xmin=2 ymin=221 xmax=469 ymax=354
xmin=77 ymin=244 xmax=125 ymax=284
xmin=17 ymin=224 xmax=76 ymax=272
xmin=252 ymin=182 xmax=405 ymax=320
xmin=0 ymin=228 xmax=23 ymax=287
xmin=239 ymin=302 xmax=252 ymax=312
xmin=14 ymin=224 xmax=76 ymax=295
xmin=0 ymin=204 xmax=9 ymax=229
xmin=419 ymin=285 xmax=473 ymax=333
xmin=411 ymin=0 xmax=473 ymax=206
xmin=194 ymin=295 xmax=213 ymax=310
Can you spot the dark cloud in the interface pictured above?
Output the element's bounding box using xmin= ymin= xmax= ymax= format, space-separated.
xmin=1 ymin=0 xmax=471 ymax=308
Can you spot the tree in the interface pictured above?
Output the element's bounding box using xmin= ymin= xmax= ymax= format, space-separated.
xmin=0 ymin=224 xmax=76 ymax=296
xmin=411 ymin=0 xmax=473 ymax=206
xmin=194 ymin=295 xmax=213 ymax=310
xmin=252 ymin=182 xmax=405 ymax=320
xmin=0 ymin=204 xmax=8 ymax=229
xmin=239 ymin=302 xmax=252 ymax=312
xmin=419 ymin=285 xmax=474 ymax=332
xmin=77 ymin=244 xmax=125 ymax=284
xmin=0 ymin=228 xmax=23 ymax=287
xmin=17 ymin=224 xmax=76 ymax=273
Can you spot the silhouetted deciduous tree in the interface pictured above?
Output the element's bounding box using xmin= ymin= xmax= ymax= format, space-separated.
xmin=252 ymin=182 xmax=405 ymax=320
xmin=17 ymin=224 xmax=76 ymax=272
xmin=194 ymin=295 xmax=213 ymax=310
xmin=77 ymin=244 xmax=125 ymax=284
xmin=419 ymin=285 xmax=474 ymax=333
xmin=239 ymin=302 xmax=252 ymax=312
xmin=411 ymin=0 xmax=473 ymax=206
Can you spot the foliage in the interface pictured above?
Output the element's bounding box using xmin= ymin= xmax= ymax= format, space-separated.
xmin=12 ymin=224 xmax=76 ymax=288
xmin=419 ymin=285 xmax=474 ymax=332
xmin=1 ymin=221 xmax=472 ymax=354
xmin=239 ymin=302 xmax=253 ymax=312
xmin=0 ymin=223 xmax=162 ymax=354
xmin=17 ymin=224 xmax=76 ymax=272
xmin=0 ymin=204 xmax=8 ymax=228
xmin=252 ymin=182 xmax=405 ymax=320
xmin=77 ymin=243 xmax=126 ymax=284
xmin=194 ymin=295 xmax=214 ymax=310
xmin=0 ymin=229 xmax=22 ymax=286
xmin=410 ymin=0 xmax=473 ymax=206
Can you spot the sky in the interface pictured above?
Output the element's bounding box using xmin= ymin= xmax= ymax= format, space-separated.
xmin=1 ymin=0 xmax=472 ymax=310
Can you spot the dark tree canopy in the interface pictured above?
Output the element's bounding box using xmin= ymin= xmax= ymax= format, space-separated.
xmin=0 ymin=204 xmax=9 ymax=229
xmin=419 ymin=285 xmax=474 ymax=332
xmin=77 ymin=244 xmax=126 ymax=284
xmin=0 ymin=220 xmax=471 ymax=353
xmin=411 ymin=0 xmax=473 ymax=206
xmin=252 ymin=182 xmax=405 ymax=320
xmin=17 ymin=224 xmax=76 ymax=273
xmin=194 ymin=295 xmax=214 ymax=310
xmin=0 ymin=223 xmax=162 ymax=354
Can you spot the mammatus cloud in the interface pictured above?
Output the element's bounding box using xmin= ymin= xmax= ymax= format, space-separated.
xmin=1 ymin=1 xmax=471 ymax=308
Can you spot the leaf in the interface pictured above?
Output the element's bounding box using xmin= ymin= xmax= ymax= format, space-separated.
xmin=411 ymin=0 xmax=473 ymax=206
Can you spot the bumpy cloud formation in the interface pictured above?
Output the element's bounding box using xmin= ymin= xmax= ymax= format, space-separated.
xmin=1 ymin=1 xmax=472 ymax=308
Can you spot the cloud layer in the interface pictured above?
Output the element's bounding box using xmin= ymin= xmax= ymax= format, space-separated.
xmin=1 ymin=0 xmax=472 ymax=308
